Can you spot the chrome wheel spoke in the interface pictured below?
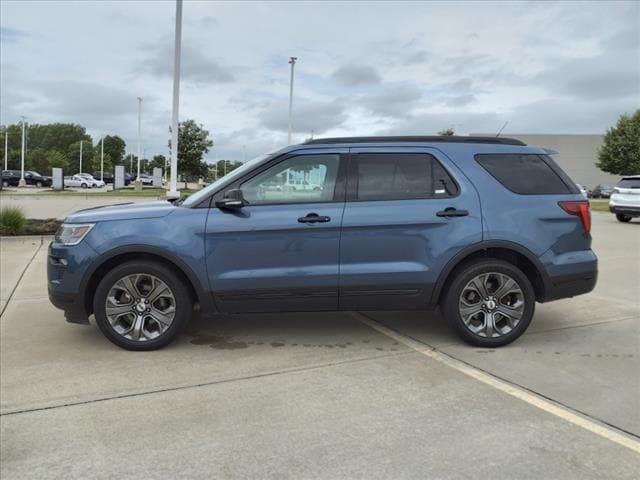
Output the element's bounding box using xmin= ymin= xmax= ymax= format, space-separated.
xmin=484 ymin=312 xmax=496 ymax=338
xmin=469 ymin=275 xmax=489 ymax=298
xmin=130 ymin=315 xmax=145 ymax=341
xmin=494 ymin=276 xmax=519 ymax=301
xmin=148 ymin=306 xmax=174 ymax=328
xmin=105 ymin=302 xmax=133 ymax=317
xmin=118 ymin=275 xmax=140 ymax=298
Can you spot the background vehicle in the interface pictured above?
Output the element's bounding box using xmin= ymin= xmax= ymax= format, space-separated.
xmin=591 ymin=184 xmax=614 ymax=198
xmin=609 ymin=175 xmax=640 ymax=222
xmin=2 ymin=170 xmax=52 ymax=187
xmin=1 ymin=170 xmax=21 ymax=187
xmin=576 ymin=184 xmax=588 ymax=198
xmin=135 ymin=173 xmax=154 ymax=186
xmin=76 ymin=173 xmax=105 ymax=188
xmin=64 ymin=174 xmax=93 ymax=188
xmin=94 ymin=171 xmax=114 ymax=184
xmin=48 ymin=136 xmax=597 ymax=351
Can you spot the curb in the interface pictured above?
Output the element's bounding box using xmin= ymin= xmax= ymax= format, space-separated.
xmin=0 ymin=235 xmax=53 ymax=244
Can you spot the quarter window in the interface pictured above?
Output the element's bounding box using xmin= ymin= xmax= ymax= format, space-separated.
xmin=475 ymin=154 xmax=577 ymax=194
xmin=350 ymin=153 xmax=458 ymax=201
xmin=240 ymin=154 xmax=340 ymax=205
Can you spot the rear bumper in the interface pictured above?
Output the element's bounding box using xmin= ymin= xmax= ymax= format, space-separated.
xmin=542 ymin=270 xmax=598 ymax=302
xmin=609 ymin=205 xmax=640 ymax=217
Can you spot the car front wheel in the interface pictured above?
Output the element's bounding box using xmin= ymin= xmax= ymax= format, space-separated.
xmin=441 ymin=259 xmax=535 ymax=347
xmin=616 ymin=213 xmax=632 ymax=223
xmin=93 ymin=260 xmax=192 ymax=350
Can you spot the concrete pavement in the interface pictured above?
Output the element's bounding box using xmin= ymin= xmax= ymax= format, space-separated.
xmin=0 ymin=213 xmax=638 ymax=479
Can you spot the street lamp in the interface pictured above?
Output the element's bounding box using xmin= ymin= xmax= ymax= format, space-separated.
xmin=19 ymin=116 xmax=26 ymax=186
xmin=79 ymin=139 xmax=83 ymax=173
xmin=137 ymin=96 xmax=142 ymax=185
xmin=100 ymin=136 xmax=104 ymax=181
xmin=3 ymin=127 xmax=7 ymax=171
xmin=168 ymin=0 xmax=183 ymax=199
xmin=287 ymin=56 xmax=297 ymax=145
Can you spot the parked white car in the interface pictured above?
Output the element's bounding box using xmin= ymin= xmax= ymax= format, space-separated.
xmin=609 ymin=175 xmax=640 ymax=222
xmin=64 ymin=174 xmax=94 ymax=188
xmin=135 ymin=174 xmax=154 ymax=186
xmin=76 ymin=173 xmax=106 ymax=188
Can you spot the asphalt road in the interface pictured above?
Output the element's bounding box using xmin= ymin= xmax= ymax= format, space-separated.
xmin=1 ymin=212 xmax=638 ymax=479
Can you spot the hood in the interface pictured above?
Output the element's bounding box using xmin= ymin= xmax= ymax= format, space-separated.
xmin=65 ymin=200 xmax=176 ymax=223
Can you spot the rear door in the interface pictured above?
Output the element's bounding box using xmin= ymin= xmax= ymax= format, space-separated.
xmin=339 ymin=147 xmax=482 ymax=310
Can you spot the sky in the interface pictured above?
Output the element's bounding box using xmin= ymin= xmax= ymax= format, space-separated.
xmin=1 ymin=0 xmax=639 ymax=162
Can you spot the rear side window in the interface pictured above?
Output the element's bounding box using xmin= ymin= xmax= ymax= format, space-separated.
xmin=617 ymin=178 xmax=640 ymax=189
xmin=349 ymin=153 xmax=458 ymax=201
xmin=475 ymin=154 xmax=578 ymax=194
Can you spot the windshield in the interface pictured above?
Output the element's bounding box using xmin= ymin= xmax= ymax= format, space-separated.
xmin=181 ymin=153 xmax=274 ymax=207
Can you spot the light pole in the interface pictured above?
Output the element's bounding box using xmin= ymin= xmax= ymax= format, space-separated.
xmin=168 ymin=0 xmax=183 ymax=199
xmin=79 ymin=139 xmax=83 ymax=173
xmin=19 ymin=116 xmax=26 ymax=186
xmin=3 ymin=128 xmax=7 ymax=171
xmin=100 ymin=136 xmax=104 ymax=181
xmin=136 ymin=97 xmax=142 ymax=185
xmin=287 ymin=56 xmax=297 ymax=145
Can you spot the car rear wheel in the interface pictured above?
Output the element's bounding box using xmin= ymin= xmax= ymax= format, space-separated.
xmin=616 ymin=213 xmax=632 ymax=223
xmin=93 ymin=260 xmax=193 ymax=350
xmin=2 ymin=180 xmax=8 ymax=187
xmin=441 ymin=259 xmax=535 ymax=347
xmin=36 ymin=181 xmax=43 ymax=187
xmin=81 ymin=183 xmax=88 ymax=188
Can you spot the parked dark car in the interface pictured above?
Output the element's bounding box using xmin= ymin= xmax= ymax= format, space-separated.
xmin=2 ymin=170 xmax=52 ymax=187
xmin=94 ymin=172 xmax=114 ymax=184
xmin=590 ymin=184 xmax=614 ymax=198
xmin=48 ymin=136 xmax=597 ymax=351
xmin=1 ymin=170 xmax=21 ymax=187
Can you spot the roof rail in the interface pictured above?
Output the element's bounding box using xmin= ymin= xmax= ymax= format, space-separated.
xmin=303 ymin=135 xmax=527 ymax=146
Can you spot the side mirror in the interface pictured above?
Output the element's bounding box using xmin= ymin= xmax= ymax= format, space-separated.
xmin=216 ymin=189 xmax=246 ymax=210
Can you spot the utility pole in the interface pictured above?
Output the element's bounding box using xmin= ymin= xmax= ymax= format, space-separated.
xmin=19 ymin=116 xmax=26 ymax=186
xmin=168 ymin=0 xmax=183 ymax=199
xmin=79 ymin=139 xmax=83 ymax=174
xmin=287 ymin=56 xmax=297 ymax=145
xmin=100 ymin=136 xmax=104 ymax=181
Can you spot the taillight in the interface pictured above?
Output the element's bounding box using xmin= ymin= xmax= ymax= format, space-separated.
xmin=558 ymin=201 xmax=591 ymax=234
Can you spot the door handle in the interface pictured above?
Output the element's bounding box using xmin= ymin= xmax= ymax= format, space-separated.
xmin=436 ymin=207 xmax=469 ymax=217
xmin=298 ymin=213 xmax=331 ymax=223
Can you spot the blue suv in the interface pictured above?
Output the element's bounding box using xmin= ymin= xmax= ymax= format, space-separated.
xmin=48 ymin=136 xmax=597 ymax=350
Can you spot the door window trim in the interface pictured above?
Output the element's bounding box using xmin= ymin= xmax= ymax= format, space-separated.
xmin=345 ymin=151 xmax=460 ymax=202
xmin=208 ymin=151 xmax=349 ymax=208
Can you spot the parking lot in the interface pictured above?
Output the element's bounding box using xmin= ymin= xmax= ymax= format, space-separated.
xmin=0 ymin=212 xmax=638 ymax=478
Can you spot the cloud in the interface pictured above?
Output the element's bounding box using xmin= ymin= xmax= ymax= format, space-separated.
xmin=139 ymin=41 xmax=234 ymax=84
xmin=0 ymin=27 xmax=29 ymax=43
xmin=443 ymin=94 xmax=478 ymax=107
xmin=331 ymin=64 xmax=382 ymax=86
xmin=360 ymin=85 xmax=423 ymax=118
xmin=259 ymin=100 xmax=347 ymax=134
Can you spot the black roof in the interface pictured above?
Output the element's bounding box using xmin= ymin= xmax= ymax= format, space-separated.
xmin=304 ymin=135 xmax=526 ymax=146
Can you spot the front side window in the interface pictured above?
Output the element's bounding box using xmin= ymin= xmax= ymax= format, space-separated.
xmin=240 ymin=154 xmax=340 ymax=205
xmin=350 ymin=153 xmax=458 ymax=201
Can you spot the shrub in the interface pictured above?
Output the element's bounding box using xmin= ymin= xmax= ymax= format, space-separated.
xmin=0 ymin=206 xmax=26 ymax=235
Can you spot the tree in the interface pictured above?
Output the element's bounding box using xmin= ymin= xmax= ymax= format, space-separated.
xmin=438 ymin=128 xmax=455 ymax=136
xmin=597 ymin=110 xmax=640 ymax=175
xmin=149 ymin=154 xmax=167 ymax=171
xmin=100 ymin=135 xmax=126 ymax=165
xmin=169 ymin=120 xmax=213 ymax=180
xmin=214 ymin=160 xmax=242 ymax=179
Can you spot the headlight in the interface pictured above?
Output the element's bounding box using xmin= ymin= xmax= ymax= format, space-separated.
xmin=54 ymin=223 xmax=95 ymax=245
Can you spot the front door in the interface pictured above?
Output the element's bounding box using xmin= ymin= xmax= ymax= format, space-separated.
xmin=339 ymin=147 xmax=482 ymax=310
xmin=205 ymin=150 xmax=347 ymax=313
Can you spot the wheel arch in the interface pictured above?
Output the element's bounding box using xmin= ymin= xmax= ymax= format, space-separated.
xmin=431 ymin=241 xmax=548 ymax=306
xmin=81 ymin=245 xmax=213 ymax=317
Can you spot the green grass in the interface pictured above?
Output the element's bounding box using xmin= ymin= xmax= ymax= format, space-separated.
xmin=589 ymin=199 xmax=610 ymax=212
xmin=0 ymin=206 xmax=27 ymax=235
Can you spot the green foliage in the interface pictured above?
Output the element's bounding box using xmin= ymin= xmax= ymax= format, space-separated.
xmin=100 ymin=135 xmax=126 ymax=164
xmin=438 ymin=128 xmax=455 ymax=136
xmin=149 ymin=154 xmax=167 ymax=172
xmin=597 ymin=110 xmax=640 ymax=175
xmin=0 ymin=206 xmax=26 ymax=235
xmin=169 ymin=120 xmax=213 ymax=180
xmin=214 ymin=160 xmax=243 ymax=179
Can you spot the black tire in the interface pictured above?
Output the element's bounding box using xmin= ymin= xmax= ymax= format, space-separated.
xmin=2 ymin=180 xmax=8 ymax=188
xmin=36 ymin=181 xmax=43 ymax=188
xmin=93 ymin=260 xmax=193 ymax=350
xmin=616 ymin=213 xmax=632 ymax=223
xmin=441 ymin=259 xmax=535 ymax=348
xmin=81 ymin=183 xmax=88 ymax=188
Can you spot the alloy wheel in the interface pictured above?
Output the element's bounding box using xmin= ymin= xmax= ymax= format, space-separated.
xmin=458 ymin=272 xmax=525 ymax=338
xmin=105 ymin=273 xmax=176 ymax=342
